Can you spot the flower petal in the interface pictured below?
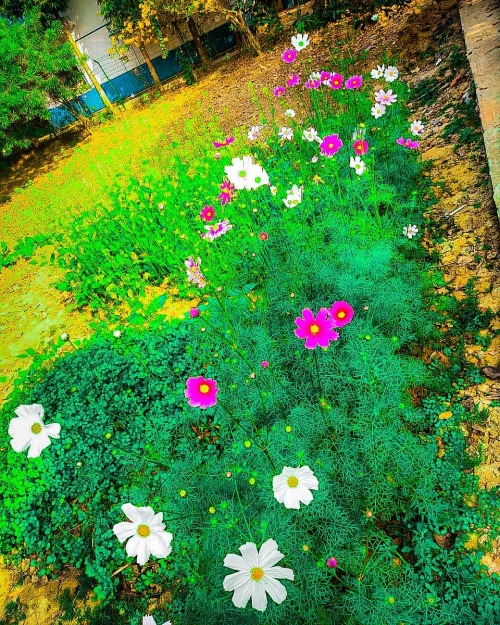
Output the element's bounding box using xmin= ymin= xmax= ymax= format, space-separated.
xmin=263 ymin=576 xmax=288 ymax=605
xmin=148 ymin=531 xmax=173 ymax=559
xmin=27 ymin=434 xmax=51 ymax=458
xmin=265 ymin=565 xmax=294 ymax=581
xmin=224 ymin=553 xmax=250 ymax=572
xmin=239 ymin=542 xmax=259 ymax=568
xmin=113 ymin=521 xmax=137 ymax=543
xmin=43 ymin=423 xmax=61 ymax=439
xmin=251 ymin=580 xmax=267 ymax=612
xmin=223 ymin=570 xmax=250 ymax=591
xmin=230 ymin=577 xmax=253 ymax=608
xmin=122 ymin=503 xmax=144 ymax=524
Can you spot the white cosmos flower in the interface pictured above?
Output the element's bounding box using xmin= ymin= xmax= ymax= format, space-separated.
xmin=282 ymin=184 xmax=303 ymax=207
xmin=410 ymin=120 xmax=425 ymax=136
xmin=247 ymin=125 xmax=262 ymax=140
xmin=284 ymin=109 xmax=296 ymax=118
xmin=375 ymin=89 xmax=397 ymax=105
xmin=350 ymin=156 xmax=366 ymax=176
xmin=225 ymin=156 xmax=267 ymax=190
xmin=113 ymin=330 xmax=122 ymax=338
xmin=142 ymin=617 xmax=171 ymax=625
xmin=278 ymin=127 xmax=294 ymax=141
xmin=291 ymin=32 xmax=310 ymax=51
xmin=302 ymin=127 xmax=319 ymax=142
xmin=308 ymin=71 xmax=321 ymax=81
xmin=403 ymin=224 xmax=419 ymax=239
xmin=113 ymin=503 xmax=173 ymax=566
xmin=384 ymin=65 xmax=399 ymax=82
xmin=371 ymin=103 xmax=387 ymax=119
xmin=273 ymin=466 xmax=319 ymax=509
xmin=270 ymin=185 xmax=278 ymax=196
xmin=370 ymin=64 xmax=385 ymax=79
xmin=9 ymin=404 xmax=61 ymax=458
xmin=223 ymin=539 xmax=294 ymax=611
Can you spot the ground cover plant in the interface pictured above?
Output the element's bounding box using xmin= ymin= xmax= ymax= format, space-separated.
xmin=1 ymin=32 xmax=500 ymax=625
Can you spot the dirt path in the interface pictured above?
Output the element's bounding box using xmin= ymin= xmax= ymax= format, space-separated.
xmin=1 ymin=0 xmax=500 ymax=619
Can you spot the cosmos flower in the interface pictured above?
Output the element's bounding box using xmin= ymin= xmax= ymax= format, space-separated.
xmin=142 ymin=616 xmax=171 ymax=625
xmin=202 ymin=219 xmax=233 ymax=241
xmin=218 ymin=178 xmax=236 ymax=205
xmin=185 ymin=256 xmax=206 ymax=289
xmin=396 ymin=137 xmax=419 ymax=149
xmin=278 ymin=127 xmax=294 ymax=141
xmin=274 ymin=86 xmax=286 ymax=97
xmin=270 ymin=185 xmax=278 ymax=196
xmin=283 ymin=184 xmax=303 ymax=208
xmin=259 ymin=232 xmax=268 ymax=241
xmin=281 ymin=48 xmax=297 ymax=63
xmin=371 ymin=103 xmax=386 ymax=118
xmin=304 ymin=79 xmax=321 ymax=89
xmin=329 ymin=301 xmax=354 ymax=327
xmin=350 ymin=156 xmax=366 ymax=176
xmin=353 ymin=139 xmax=369 ymax=155
xmin=374 ymin=89 xmax=397 ymax=105
xmin=273 ymin=466 xmax=319 ymax=509
xmin=345 ymin=75 xmax=363 ymax=89
xmin=320 ymin=70 xmax=332 ymax=84
xmin=294 ymin=308 xmax=339 ymax=349
xmin=319 ymin=133 xmax=343 ymax=157
xmin=284 ymin=109 xmax=296 ymax=118
xmin=309 ymin=71 xmax=321 ymax=81
xmin=302 ymin=127 xmax=319 ymax=142
xmin=184 ymin=376 xmax=219 ymax=409
xmin=410 ymin=120 xmax=425 ymax=136
xmin=287 ymin=73 xmax=300 ymax=87
xmin=223 ymin=539 xmax=294 ymax=611
xmin=9 ymin=404 xmax=60 ymax=458
xmin=248 ymin=125 xmax=262 ymax=140
xmin=370 ymin=64 xmax=385 ymax=79
xmin=384 ymin=66 xmax=399 ymax=82
xmin=328 ymin=73 xmax=344 ymax=89
xmin=291 ymin=32 xmax=310 ymax=51
xmin=113 ymin=503 xmax=173 ymax=566
xmin=199 ymin=205 xmax=215 ymax=221
xmin=225 ymin=156 xmax=268 ymax=190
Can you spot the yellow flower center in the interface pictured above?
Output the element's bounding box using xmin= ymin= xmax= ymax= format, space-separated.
xmin=250 ymin=567 xmax=264 ymax=581
xmin=337 ymin=311 xmax=346 ymax=319
xmin=287 ymin=476 xmax=299 ymax=488
xmin=199 ymin=384 xmax=210 ymax=393
xmin=310 ymin=324 xmax=320 ymax=335
xmin=328 ymin=143 xmax=334 ymax=149
xmin=137 ymin=524 xmax=150 ymax=537
xmin=31 ymin=423 xmax=42 ymax=434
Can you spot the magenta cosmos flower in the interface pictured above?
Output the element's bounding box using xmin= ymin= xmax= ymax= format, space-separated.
xmin=319 ymin=133 xmax=343 ymax=157
xmin=353 ymin=139 xmax=369 ymax=155
xmin=329 ymin=301 xmax=354 ymax=327
xmin=261 ymin=360 xmax=269 ymax=368
xmin=282 ymin=48 xmax=297 ymax=63
xmin=274 ymin=86 xmax=286 ymax=97
xmin=189 ymin=308 xmax=200 ymax=318
xmin=287 ymin=73 xmax=300 ymax=87
xmin=320 ymin=71 xmax=332 ymax=83
xmin=305 ymin=79 xmax=321 ymax=90
xmin=328 ymin=73 xmax=343 ymax=89
xmin=326 ymin=557 xmax=338 ymax=569
xmin=218 ymin=178 xmax=235 ymax=206
xmin=294 ymin=308 xmax=339 ymax=349
xmin=345 ymin=75 xmax=363 ymax=89
xmin=200 ymin=205 xmax=215 ymax=221
xmin=185 ymin=376 xmax=218 ymax=409
xmin=396 ymin=137 xmax=419 ymax=149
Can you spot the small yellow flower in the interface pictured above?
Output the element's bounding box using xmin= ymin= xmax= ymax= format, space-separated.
xmin=302 ymin=544 xmax=309 ymax=551
xmin=285 ymin=425 xmax=292 ymax=433
xmin=249 ymin=477 xmax=256 ymax=485
xmin=179 ymin=489 xmax=187 ymax=498
xmin=244 ymin=440 xmax=252 ymax=448
xmin=208 ymin=506 xmax=216 ymax=514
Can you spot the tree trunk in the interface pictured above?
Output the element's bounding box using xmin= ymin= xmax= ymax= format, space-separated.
xmin=187 ymin=17 xmax=213 ymax=68
xmin=139 ymin=42 xmax=162 ymax=88
xmin=63 ymin=24 xmax=114 ymax=115
xmin=230 ymin=11 xmax=261 ymax=56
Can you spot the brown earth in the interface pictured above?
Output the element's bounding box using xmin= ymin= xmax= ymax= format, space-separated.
xmin=1 ymin=0 xmax=500 ymax=620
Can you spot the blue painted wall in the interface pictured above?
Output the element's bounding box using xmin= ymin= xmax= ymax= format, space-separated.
xmin=49 ymin=23 xmax=235 ymax=129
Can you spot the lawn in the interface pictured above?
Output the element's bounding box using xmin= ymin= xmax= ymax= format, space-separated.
xmin=1 ymin=2 xmax=500 ymax=624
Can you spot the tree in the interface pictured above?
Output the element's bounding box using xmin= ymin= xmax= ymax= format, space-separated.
xmin=98 ymin=0 xmax=164 ymax=87
xmin=0 ymin=0 xmax=69 ymax=26
xmin=0 ymin=12 xmax=86 ymax=156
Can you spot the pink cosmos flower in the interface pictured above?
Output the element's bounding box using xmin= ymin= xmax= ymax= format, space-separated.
xmin=189 ymin=308 xmax=200 ymax=318
xmin=320 ymin=71 xmax=332 ymax=83
xmin=202 ymin=219 xmax=233 ymax=241
xmin=282 ymin=48 xmax=297 ymax=63
xmin=319 ymin=133 xmax=343 ymax=157
xmin=305 ymin=79 xmax=321 ymax=90
xmin=374 ymin=89 xmax=397 ymax=105
xmin=184 ymin=376 xmax=218 ymax=409
xmin=326 ymin=557 xmax=338 ymax=569
xmin=261 ymin=360 xmax=269 ymax=368
xmin=294 ymin=308 xmax=340 ymax=349
xmin=328 ymin=73 xmax=343 ymax=89
xmin=200 ymin=205 xmax=215 ymax=221
xmin=353 ymin=139 xmax=369 ymax=155
xmin=345 ymin=75 xmax=363 ymax=89
xmin=329 ymin=301 xmax=354 ymax=327
xmin=396 ymin=137 xmax=419 ymax=149
xmin=287 ymin=73 xmax=300 ymax=87
xmin=274 ymin=86 xmax=286 ymax=97
xmin=217 ymin=178 xmax=235 ymax=206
